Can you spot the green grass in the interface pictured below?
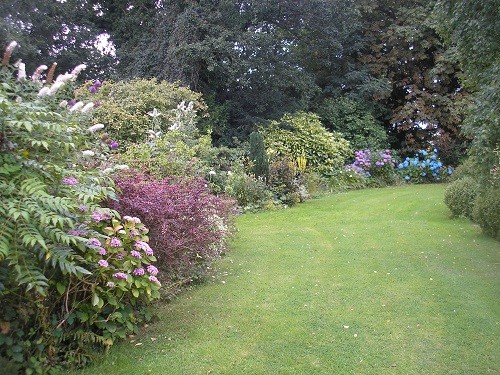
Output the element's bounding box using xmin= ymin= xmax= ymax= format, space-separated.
xmin=71 ymin=184 xmax=499 ymax=374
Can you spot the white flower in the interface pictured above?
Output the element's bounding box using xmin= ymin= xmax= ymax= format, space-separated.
xmin=82 ymin=150 xmax=95 ymax=157
xmin=5 ymin=41 xmax=17 ymax=54
xmin=169 ymin=122 xmax=180 ymax=131
xmin=17 ymin=62 xmax=26 ymax=81
xmin=66 ymin=127 xmax=76 ymax=133
xmin=147 ymin=108 xmax=161 ymax=118
xmin=56 ymin=73 xmax=74 ymax=83
xmin=69 ymin=101 xmax=84 ymax=112
xmin=32 ymin=65 xmax=48 ymax=82
xmin=114 ymin=164 xmax=130 ymax=170
xmin=37 ymin=87 xmax=50 ymax=97
xmin=71 ymin=64 xmax=87 ymax=76
xmin=187 ymin=101 xmax=194 ymax=111
xmin=227 ymin=171 xmax=233 ymax=176
xmin=81 ymin=102 xmax=94 ymax=113
xmin=87 ymin=123 xmax=105 ymax=133
xmin=103 ymin=168 xmax=114 ymax=174
xmin=48 ymin=81 xmax=65 ymax=95
xmin=59 ymin=100 xmax=68 ymax=107
xmin=208 ymin=170 xmax=216 ymax=176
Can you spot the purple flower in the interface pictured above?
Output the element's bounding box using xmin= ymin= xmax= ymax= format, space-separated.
xmin=148 ymin=275 xmax=161 ymax=286
xmin=109 ymin=237 xmax=122 ymax=247
xmin=94 ymin=79 xmax=102 ymax=87
xmin=113 ymin=272 xmax=128 ymax=280
xmin=88 ymin=238 xmax=101 ymax=247
xmin=128 ymin=230 xmax=140 ymax=238
xmin=67 ymin=99 xmax=75 ymax=107
xmin=68 ymin=229 xmax=86 ymax=236
xmin=79 ymin=205 xmax=88 ymax=212
xmin=63 ymin=177 xmax=78 ymax=185
xmin=98 ymin=247 xmax=107 ymax=256
xmin=91 ymin=211 xmax=112 ymax=223
xmin=124 ymin=216 xmax=141 ymax=224
xmin=132 ymin=267 xmax=145 ymax=276
xmin=98 ymin=259 xmax=108 ymax=267
xmin=130 ymin=250 xmax=142 ymax=259
xmin=94 ymin=101 xmax=101 ymax=107
xmin=147 ymin=265 xmax=159 ymax=276
xmin=116 ymin=253 xmax=124 ymax=260
xmin=108 ymin=140 xmax=119 ymax=149
xmin=89 ymin=85 xmax=97 ymax=94
xmin=135 ymin=241 xmax=153 ymax=256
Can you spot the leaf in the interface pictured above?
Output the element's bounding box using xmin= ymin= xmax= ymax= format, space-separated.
xmin=92 ymin=293 xmax=100 ymax=307
xmin=56 ymin=282 xmax=66 ymax=295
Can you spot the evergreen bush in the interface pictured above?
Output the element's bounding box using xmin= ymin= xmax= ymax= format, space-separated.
xmin=444 ymin=177 xmax=480 ymax=219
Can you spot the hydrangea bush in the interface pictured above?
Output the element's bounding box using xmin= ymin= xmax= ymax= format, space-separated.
xmin=348 ymin=149 xmax=398 ymax=185
xmin=397 ymin=149 xmax=452 ymax=183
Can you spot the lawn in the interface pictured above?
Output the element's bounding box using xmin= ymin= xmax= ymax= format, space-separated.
xmin=70 ymin=184 xmax=499 ymax=375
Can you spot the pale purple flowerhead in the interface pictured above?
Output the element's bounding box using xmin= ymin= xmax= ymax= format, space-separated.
xmin=91 ymin=211 xmax=112 ymax=223
xmin=113 ymin=272 xmax=128 ymax=280
xmin=132 ymin=268 xmax=145 ymax=276
xmin=129 ymin=230 xmax=140 ymax=239
xmin=116 ymin=253 xmax=124 ymax=260
xmin=130 ymin=250 xmax=142 ymax=259
xmin=88 ymin=238 xmax=101 ymax=247
xmin=98 ymin=247 xmax=107 ymax=256
xmin=148 ymin=275 xmax=161 ymax=286
xmin=108 ymin=140 xmax=119 ymax=149
xmin=147 ymin=265 xmax=159 ymax=276
xmin=109 ymin=237 xmax=122 ymax=248
xmin=79 ymin=205 xmax=88 ymax=212
xmin=134 ymin=241 xmax=153 ymax=256
xmin=89 ymin=85 xmax=97 ymax=94
xmin=98 ymin=259 xmax=108 ymax=267
xmin=68 ymin=229 xmax=86 ymax=236
xmin=63 ymin=177 xmax=78 ymax=185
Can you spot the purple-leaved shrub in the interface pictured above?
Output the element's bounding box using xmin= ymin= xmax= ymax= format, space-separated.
xmin=108 ymin=172 xmax=236 ymax=290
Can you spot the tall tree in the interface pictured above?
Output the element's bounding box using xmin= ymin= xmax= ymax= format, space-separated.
xmin=356 ymin=0 xmax=468 ymax=163
xmin=0 ymin=0 xmax=116 ymax=79
xmin=434 ymin=0 xmax=499 ymax=178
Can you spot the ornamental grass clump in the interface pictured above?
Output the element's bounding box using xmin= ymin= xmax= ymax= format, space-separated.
xmin=108 ymin=172 xmax=236 ymax=294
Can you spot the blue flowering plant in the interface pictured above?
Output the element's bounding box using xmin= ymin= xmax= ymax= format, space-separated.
xmin=397 ymin=149 xmax=452 ymax=183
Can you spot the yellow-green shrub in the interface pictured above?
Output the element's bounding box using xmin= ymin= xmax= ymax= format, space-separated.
xmin=262 ymin=112 xmax=352 ymax=174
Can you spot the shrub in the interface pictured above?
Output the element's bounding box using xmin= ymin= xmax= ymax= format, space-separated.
xmin=74 ymin=78 xmax=207 ymax=145
xmin=324 ymin=168 xmax=369 ymax=193
xmin=444 ymin=177 xmax=480 ymax=219
xmin=249 ymin=131 xmax=269 ymax=180
xmin=225 ymin=172 xmax=273 ymax=210
xmin=268 ymin=155 xmax=307 ymax=206
xmin=397 ymin=149 xmax=452 ymax=183
xmin=348 ymin=149 xmax=398 ymax=185
xmin=473 ymin=188 xmax=500 ymax=239
xmin=317 ymin=96 xmax=389 ymax=150
xmin=0 ymin=47 xmax=160 ymax=373
xmin=108 ymin=172 xmax=236 ymax=292
xmin=262 ymin=112 xmax=352 ymax=174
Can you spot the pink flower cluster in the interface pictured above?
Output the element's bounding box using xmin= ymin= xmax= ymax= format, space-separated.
xmin=91 ymin=210 xmax=112 ymax=223
xmin=62 ymin=177 xmax=79 ymax=185
xmin=134 ymin=240 xmax=154 ymax=256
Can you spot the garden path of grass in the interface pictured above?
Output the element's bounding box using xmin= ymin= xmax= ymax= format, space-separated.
xmin=73 ymin=184 xmax=499 ymax=375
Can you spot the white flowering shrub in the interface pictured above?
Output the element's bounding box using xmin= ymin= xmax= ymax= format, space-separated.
xmin=0 ymin=43 xmax=160 ymax=373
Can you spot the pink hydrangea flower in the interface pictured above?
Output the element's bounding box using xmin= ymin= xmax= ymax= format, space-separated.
xmin=88 ymin=238 xmax=101 ymax=247
xmin=147 ymin=265 xmax=158 ymax=276
xmin=134 ymin=241 xmax=154 ymax=256
xmin=98 ymin=259 xmax=108 ymax=267
xmin=132 ymin=268 xmax=145 ymax=276
xmin=63 ymin=177 xmax=79 ymax=185
xmin=113 ymin=272 xmax=128 ymax=280
xmin=130 ymin=250 xmax=142 ymax=259
xmin=109 ymin=237 xmax=122 ymax=247
xmin=98 ymin=247 xmax=107 ymax=256
xmin=148 ymin=275 xmax=161 ymax=286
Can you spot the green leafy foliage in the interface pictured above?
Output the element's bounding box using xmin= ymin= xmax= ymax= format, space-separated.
xmin=444 ymin=177 xmax=480 ymax=219
xmin=0 ymin=56 xmax=159 ymax=373
xmin=472 ymin=187 xmax=500 ymax=239
xmin=74 ymin=78 xmax=207 ymax=145
xmin=318 ymin=96 xmax=389 ymax=150
xmin=262 ymin=112 xmax=352 ymax=175
xmin=248 ymin=131 xmax=269 ymax=180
